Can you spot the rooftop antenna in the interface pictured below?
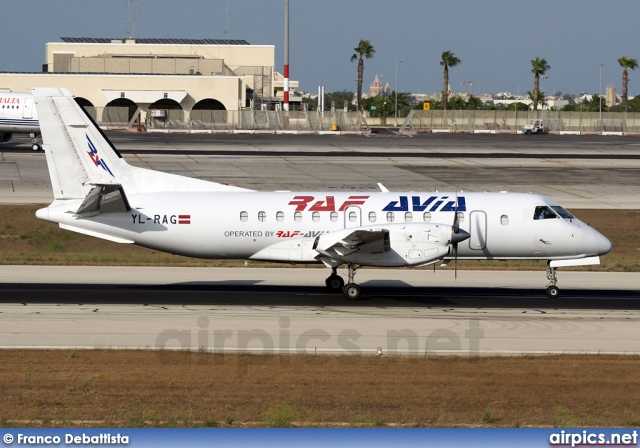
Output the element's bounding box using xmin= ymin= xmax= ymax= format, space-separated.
xmin=226 ymin=0 xmax=229 ymax=43
xmin=127 ymin=0 xmax=135 ymax=39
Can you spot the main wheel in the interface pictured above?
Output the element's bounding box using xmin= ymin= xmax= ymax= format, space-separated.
xmin=546 ymin=285 xmax=560 ymax=298
xmin=325 ymin=274 xmax=344 ymax=293
xmin=343 ymin=283 xmax=361 ymax=300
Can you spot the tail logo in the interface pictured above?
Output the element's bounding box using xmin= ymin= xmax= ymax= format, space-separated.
xmin=86 ymin=134 xmax=114 ymax=177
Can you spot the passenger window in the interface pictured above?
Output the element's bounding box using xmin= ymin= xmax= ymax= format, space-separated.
xmin=405 ymin=212 xmax=413 ymax=222
xmin=386 ymin=212 xmax=395 ymax=222
xmin=276 ymin=211 xmax=284 ymax=222
xmin=330 ymin=211 xmax=338 ymax=222
xmin=423 ymin=212 xmax=431 ymax=223
xmin=534 ymin=206 xmax=557 ymax=220
xmin=501 ymin=215 xmax=509 ymax=226
xmin=368 ymin=211 xmax=377 ymax=222
xmin=258 ymin=211 xmax=266 ymax=222
xmin=349 ymin=211 xmax=357 ymax=222
xmin=457 ymin=212 xmax=464 ymax=222
xmin=312 ymin=212 xmax=320 ymax=222
xmin=294 ymin=211 xmax=302 ymax=222
xmin=240 ymin=211 xmax=248 ymax=222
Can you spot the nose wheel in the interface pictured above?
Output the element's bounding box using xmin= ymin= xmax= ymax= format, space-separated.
xmin=546 ymin=285 xmax=560 ymax=298
xmin=30 ymin=133 xmax=41 ymax=151
xmin=546 ymin=263 xmax=560 ymax=298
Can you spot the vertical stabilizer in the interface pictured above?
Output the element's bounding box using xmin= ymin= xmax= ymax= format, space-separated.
xmin=32 ymin=88 xmax=129 ymax=200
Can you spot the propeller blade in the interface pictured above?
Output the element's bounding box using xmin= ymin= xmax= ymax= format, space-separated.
xmin=453 ymin=192 xmax=459 ymax=279
xmin=454 ymin=241 xmax=458 ymax=280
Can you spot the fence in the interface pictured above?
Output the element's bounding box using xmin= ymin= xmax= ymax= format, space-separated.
xmin=88 ymin=106 xmax=640 ymax=133
xmin=400 ymin=110 xmax=640 ymax=133
xmin=93 ymin=107 xmax=370 ymax=132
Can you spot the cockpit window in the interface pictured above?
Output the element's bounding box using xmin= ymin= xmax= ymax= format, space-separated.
xmin=550 ymin=206 xmax=574 ymax=219
xmin=533 ymin=206 xmax=557 ymax=220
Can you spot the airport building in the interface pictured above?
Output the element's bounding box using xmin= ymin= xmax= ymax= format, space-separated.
xmin=0 ymin=37 xmax=300 ymax=128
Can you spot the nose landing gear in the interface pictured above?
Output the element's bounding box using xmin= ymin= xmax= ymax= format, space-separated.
xmin=546 ymin=263 xmax=560 ymax=298
xmin=30 ymin=133 xmax=41 ymax=151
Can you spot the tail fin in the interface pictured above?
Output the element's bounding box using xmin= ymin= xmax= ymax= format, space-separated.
xmin=33 ymin=88 xmax=129 ymax=200
xmin=33 ymin=87 xmax=251 ymax=203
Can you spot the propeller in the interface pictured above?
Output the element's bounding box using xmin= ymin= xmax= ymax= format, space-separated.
xmin=439 ymin=193 xmax=470 ymax=276
xmin=452 ymin=196 xmax=460 ymax=279
xmin=450 ymin=193 xmax=469 ymax=280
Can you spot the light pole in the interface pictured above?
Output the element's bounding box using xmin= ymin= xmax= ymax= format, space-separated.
xmin=395 ymin=59 xmax=403 ymax=126
xmin=599 ymin=63 xmax=603 ymax=131
xmin=541 ymin=75 xmax=548 ymax=121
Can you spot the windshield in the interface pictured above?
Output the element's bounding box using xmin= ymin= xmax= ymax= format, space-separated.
xmin=533 ymin=206 xmax=557 ymax=220
xmin=550 ymin=206 xmax=574 ymax=219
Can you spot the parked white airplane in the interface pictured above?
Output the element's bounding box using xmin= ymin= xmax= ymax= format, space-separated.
xmin=0 ymin=91 xmax=41 ymax=150
xmin=33 ymin=87 xmax=612 ymax=299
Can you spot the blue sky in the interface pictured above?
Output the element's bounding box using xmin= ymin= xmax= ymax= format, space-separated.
xmin=1 ymin=0 xmax=639 ymax=97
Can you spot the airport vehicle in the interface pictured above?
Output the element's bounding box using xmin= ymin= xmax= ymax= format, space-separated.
xmin=33 ymin=88 xmax=611 ymax=299
xmin=0 ymin=91 xmax=41 ymax=150
xmin=522 ymin=119 xmax=549 ymax=134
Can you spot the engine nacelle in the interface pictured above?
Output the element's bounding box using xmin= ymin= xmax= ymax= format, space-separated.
xmin=0 ymin=133 xmax=13 ymax=143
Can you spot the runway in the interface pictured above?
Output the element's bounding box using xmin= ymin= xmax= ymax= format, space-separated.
xmin=1 ymin=267 xmax=639 ymax=355
xmin=1 ymin=133 xmax=639 ymax=355
xmin=2 ymin=132 xmax=640 ymax=208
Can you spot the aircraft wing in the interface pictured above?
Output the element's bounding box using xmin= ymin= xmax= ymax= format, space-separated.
xmin=315 ymin=228 xmax=390 ymax=257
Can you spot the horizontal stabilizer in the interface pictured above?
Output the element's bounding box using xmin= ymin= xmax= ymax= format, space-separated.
xmin=59 ymin=223 xmax=133 ymax=244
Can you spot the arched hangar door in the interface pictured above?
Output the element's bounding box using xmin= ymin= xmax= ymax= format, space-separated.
xmin=148 ymin=99 xmax=184 ymax=129
xmin=74 ymin=97 xmax=97 ymax=122
xmin=103 ymin=98 xmax=138 ymax=127
xmin=191 ymin=98 xmax=227 ymax=129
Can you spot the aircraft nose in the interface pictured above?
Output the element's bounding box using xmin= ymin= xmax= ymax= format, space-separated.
xmin=594 ymin=229 xmax=612 ymax=255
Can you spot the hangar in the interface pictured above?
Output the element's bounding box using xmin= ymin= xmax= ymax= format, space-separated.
xmin=0 ymin=37 xmax=299 ymax=128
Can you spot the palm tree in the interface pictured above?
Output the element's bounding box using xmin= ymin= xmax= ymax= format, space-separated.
xmin=350 ymin=40 xmax=375 ymax=112
xmin=618 ymin=56 xmax=639 ymax=112
xmin=440 ymin=50 xmax=461 ymax=113
xmin=526 ymin=90 xmax=546 ymax=110
xmin=530 ymin=58 xmax=550 ymax=112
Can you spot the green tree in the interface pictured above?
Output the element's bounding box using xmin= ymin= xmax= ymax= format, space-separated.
xmin=449 ymin=96 xmax=466 ymax=110
xmin=350 ymin=40 xmax=375 ymax=112
xmin=530 ymin=57 xmax=550 ymax=112
xmin=389 ymin=90 xmax=410 ymax=116
xmin=326 ymin=90 xmax=355 ymax=111
xmin=362 ymin=96 xmax=390 ymax=117
xmin=626 ymin=95 xmax=640 ymax=112
xmin=618 ymin=56 xmax=639 ymax=112
xmin=440 ymin=50 xmax=461 ymax=113
xmin=467 ymin=95 xmax=484 ymax=110
xmin=507 ymin=102 xmax=530 ymax=111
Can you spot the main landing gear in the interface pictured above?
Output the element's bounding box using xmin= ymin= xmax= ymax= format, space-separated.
xmin=546 ymin=262 xmax=560 ymax=298
xmin=325 ymin=264 xmax=362 ymax=300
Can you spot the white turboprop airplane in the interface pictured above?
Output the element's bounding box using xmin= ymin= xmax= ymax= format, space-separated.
xmin=33 ymin=87 xmax=612 ymax=299
xmin=0 ymin=91 xmax=41 ymax=150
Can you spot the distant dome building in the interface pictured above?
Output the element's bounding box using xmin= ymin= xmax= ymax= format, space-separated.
xmin=369 ymin=74 xmax=383 ymax=97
